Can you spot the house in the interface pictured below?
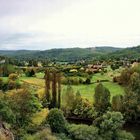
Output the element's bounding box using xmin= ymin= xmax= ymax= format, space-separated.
xmin=86 ymin=64 xmax=103 ymax=73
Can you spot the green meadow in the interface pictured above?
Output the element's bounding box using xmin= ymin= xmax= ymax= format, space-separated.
xmin=1 ymin=70 xmax=124 ymax=103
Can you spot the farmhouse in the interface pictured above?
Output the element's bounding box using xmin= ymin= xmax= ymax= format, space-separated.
xmin=86 ymin=64 xmax=103 ymax=73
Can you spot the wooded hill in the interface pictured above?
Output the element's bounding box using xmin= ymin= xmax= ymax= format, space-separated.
xmin=105 ymin=45 xmax=140 ymax=60
xmin=1 ymin=45 xmax=140 ymax=61
xmin=0 ymin=47 xmax=122 ymax=61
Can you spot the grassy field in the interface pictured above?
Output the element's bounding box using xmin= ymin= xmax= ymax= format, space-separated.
xmin=0 ymin=69 xmax=124 ymax=103
xmin=19 ymin=70 xmax=124 ymax=102
xmin=62 ymin=80 xmax=124 ymax=102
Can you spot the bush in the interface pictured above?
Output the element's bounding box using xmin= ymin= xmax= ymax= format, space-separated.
xmin=47 ymin=108 xmax=66 ymax=133
xmin=0 ymin=95 xmax=15 ymax=124
xmin=79 ymin=78 xmax=84 ymax=84
xmin=6 ymin=89 xmax=42 ymax=126
xmin=61 ymin=77 xmax=81 ymax=85
xmin=55 ymin=133 xmax=71 ymax=140
xmin=31 ymin=108 xmax=49 ymax=127
xmin=25 ymin=68 xmax=35 ymax=77
xmin=23 ymin=128 xmax=57 ymax=140
xmin=72 ymin=97 xmax=95 ymax=119
xmin=113 ymin=76 xmax=121 ymax=84
xmin=1 ymin=81 xmax=8 ymax=91
xmin=84 ymin=78 xmax=91 ymax=84
xmin=67 ymin=124 xmax=99 ymax=140
xmin=9 ymin=73 xmax=18 ymax=81
xmin=7 ymin=80 xmax=21 ymax=90
xmin=92 ymin=111 xmax=135 ymax=140
xmin=116 ymin=130 xmax=135 ymax=140
xmin=8 ymin=80 xmax=17 ymax=90
xmin=99 ymin=111 xmax=124 ymax=131
xmin=62 ymin=88 xmax=95 ymax=119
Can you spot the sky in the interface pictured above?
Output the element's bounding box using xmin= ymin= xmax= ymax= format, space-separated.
xmin=0 ymin=0 xmax=140 ymax=50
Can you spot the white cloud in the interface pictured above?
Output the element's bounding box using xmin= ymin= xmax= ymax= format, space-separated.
xmin=0 ymin=0 xmax=140 ymax=50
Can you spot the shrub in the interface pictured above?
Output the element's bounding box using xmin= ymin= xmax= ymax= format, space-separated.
xmin=55 ymin=133 xmax=71 ymax=140
xmin=0 ymin=95 xmax=15 ymax=124
xmin=7 ymin=80 xmax=20 ymax=90
xmin=47 ymin=108 xmax=66 ymax=133
xmin=113 ymin=76 xmax=121 ymax=84
xmin=79 ymin=78 xmax=84 ymax=84
xmin=62 ymin=88 xmax=95 ymax=119
xmin=99 ymin=111 xmax=124 ymax=132
xmin=25 ymin=68 xmax=35 ymax=77
xmin=101 ymin=71 xmax=104 ymax=75
xmin=31 ymin=108 xmax=49 ymax=127
xmin=72 ymin=97 xmax=95 ymax=119
xmin=67 ymin=124 xmax=99 ymax=140
xmin=1 ymin=81 xmax=8 ymax=91
xmin=61 ymin=77 xmax=80 ymax=85
xmin=7 ymin=89 xmax=42 ymax=126
xmin=92 ymin=111 xmax=135 ymax=140
xmin=23 ymin=128 xmax=57 ymax=140
xmin=9 ymin=73 xmax=18 ymax=81
xmin=84 ymin=78 xmax=91 ymax=84
xmin=116 ymin=130 xmax=135 ymax=140
xmin=8 ymin=80 xmax=17 ymax=90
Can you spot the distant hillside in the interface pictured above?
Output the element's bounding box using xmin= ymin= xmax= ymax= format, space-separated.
xmin=1 ymin=46 xmax=140 ymax=61
xmin=107 ymin=45 xmax=140 ymax=59
xmin=0 ymin=47 xmax=122 ymax=61
xmin=0 ymin=50 xmax=38 ymax=57
xmin=95 ymin=46 xmax=122 ymax=53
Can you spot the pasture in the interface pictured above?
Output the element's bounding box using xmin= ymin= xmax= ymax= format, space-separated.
xmin=15 ymin=70 xmax=124 ymax=103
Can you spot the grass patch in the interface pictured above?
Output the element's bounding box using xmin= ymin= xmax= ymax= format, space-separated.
xmin=0 ymin=71 xmax=124 ymax=104
xmin=36 ymin=72 xmax=45 ymax=79
xmin=20 ymin=77 xmax=45 ymax=87
xmin=62 ymin=81 xmax=124 ymax=103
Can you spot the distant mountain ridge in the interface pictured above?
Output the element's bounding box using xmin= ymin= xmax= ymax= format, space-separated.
xmin=0 ymin=50 xmax=38 ymax=56
xmin=1 ymin=46 xmax=140 ymax=61
xmin=106 ymin=45 xmax=140 ymax=59
xmin=0 ymin=47 xmax=122 ymax=61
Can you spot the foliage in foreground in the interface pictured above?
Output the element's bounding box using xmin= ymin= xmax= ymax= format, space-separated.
xmin=112 ymin=64 xmax=140 ymax=121
xmin=62 ymin=86 xmax=95 ymax=119
xmin=47 ymin=108 xmax=67 ymax=133
xmin=67 ymin=124 xmax=99 ymax=140
xmin=23 ymin=128 xmax=57 ymax=140
xmin=0 ymin=89 xmax=42 ymax=138
xmin=67 ymin=112 xmax=134 ymax=140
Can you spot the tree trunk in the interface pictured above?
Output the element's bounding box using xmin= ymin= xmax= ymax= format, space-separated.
xmin=52 ymin=71 xmax=57 ymax=108
xmin=57 ymin=73 xmax=61 ymax=108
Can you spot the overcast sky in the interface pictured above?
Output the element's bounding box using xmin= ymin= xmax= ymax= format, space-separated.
xmin=0 ymin=0 xmax=140 ymax=50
